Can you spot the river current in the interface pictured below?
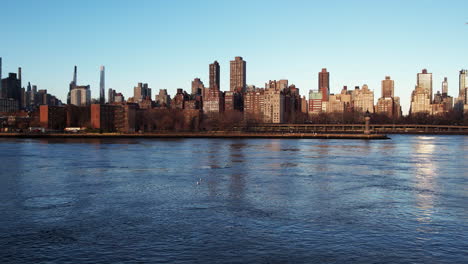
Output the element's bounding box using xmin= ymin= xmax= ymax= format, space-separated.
xmin=0 ymin=135 xmax=467 ymax=263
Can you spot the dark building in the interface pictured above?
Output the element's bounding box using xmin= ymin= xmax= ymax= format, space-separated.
xmin=209 ymin=61 xmax=220 ymax=90
xmin=91 ymin=104 xmax=116 ymax=132
xmin=0 ymin=98 xmax=19 ymax=113
xmin=40 ymin=105 xmax=66 ymax=130
xmin=1 ymin=73 xmax=21 ymax=105
xmin=318 ymin=68 xmax=330 ymax=102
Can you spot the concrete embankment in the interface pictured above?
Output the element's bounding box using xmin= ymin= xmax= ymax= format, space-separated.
xmin=0 ymin=132 xmax=389 ymax=140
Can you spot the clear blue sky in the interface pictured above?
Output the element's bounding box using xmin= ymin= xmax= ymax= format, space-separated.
xmin=1 ymin=0 xmax=467 ymax=113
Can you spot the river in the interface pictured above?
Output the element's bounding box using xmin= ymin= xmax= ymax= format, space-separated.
xmin=0 ymin=135 xmax=467 ymax=263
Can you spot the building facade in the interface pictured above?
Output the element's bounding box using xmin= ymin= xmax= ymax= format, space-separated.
xmin=230 ymin=57 xmax=246 ymax=93
xmin=70 ymin=85 xmax=91 ymax=106
xmin=318 ymin=68 xmax=330 ymax=102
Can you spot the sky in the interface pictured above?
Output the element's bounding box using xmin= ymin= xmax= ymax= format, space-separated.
xmin=1 ymin=0 xmax=467 ymax=114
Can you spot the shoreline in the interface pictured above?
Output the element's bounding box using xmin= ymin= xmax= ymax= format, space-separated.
xmin=0 ymin=132 xmax=390 ymax=140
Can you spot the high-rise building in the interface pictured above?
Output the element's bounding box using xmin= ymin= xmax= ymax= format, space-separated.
xmin=376 ymin=76 xmax=401 ymax=119
xmin=410 ymin=85 xmax=431 ymax=115
xmin=458 ymin=70 xmax=468 ymax=106
xmin=18 ymin=67 xmax=22 ymax=88
xmin=442 ymin=77 xmax=448 ymax=96
xmin=99 ymin=66 xmax=105 ymax=104
xmin=263 ymin=86 xmax=284 ymax=123
xmin=191 ymin=78 xmax=205 ymax=95
xmin=417 ymin=69 xmax=433 ymax=102
xmin=108 ymin=88 xmax=116 ymax=104
xmin=458 ymin=70 xmax=467 ymax=99
xmin=318 ymin=68 xmax=330 ymax=102
xmin=230 ymin=56 xmax=246 ymax=93
xmin=353 ymin=84 xmax=374 ymax=113
xmin=70 ymin=85 xmax=91 ymax=106
xmin=204 ymin=88 xmax=224 ymax=113
xmin=243 ymin=89 xmax=264 ymax=119
xmin=327 ymin=94 xmax=345 ymax=113
xmin=67 ymin=66 xmax=78 ymax=105
xmin=209 ymin=61 xmax=220 ymax=90
xmin=308 ymin=90 xmax=323 ymax=114
xmin=133 ymin=83 xmax=151 ymax=102
xmin=73 ymin=65 xmax=77 ymax=85
xmin=382 ymin=76 xmax=394 ymax=98
xmin=1 ymin=73 xmax=21 ymax=104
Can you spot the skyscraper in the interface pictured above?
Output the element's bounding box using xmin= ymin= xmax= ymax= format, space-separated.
xmin=417 ymin=69 xmax=433 ymax=102
xmin=381 ymin=76 xmax=394 ymax=98
xmin=99 ymin=65 xmax=105 ymax=104
xmin=459 ymin=70 xmax=468 ymax=102
xmin=209 ymin=61 xmax=220 ymax=90
xmin=67 ymin=66 xmax=78 ymax=105
xmin=73 ymin=65 xmax=77 ymax=85
xmin=133 ymin=83 xmax=151 ymax=102
xmin=18 ymin=67 xmax=22 ymax=87
xmin=230 ymin=56 xmax=246 ymax=93
xmin=442 ymin=77 xmax=448 ymax=96
xmin=318 ymin=68 xmax=329 ymax=102
xmin=353 ymin=84 xmax=374 ymax=113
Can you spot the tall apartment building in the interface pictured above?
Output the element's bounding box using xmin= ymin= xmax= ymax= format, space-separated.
xmin=244 ymin=89 xmax=264 ymax=119
xmin=327 ymin=94 xmax=345 ymax=113
xmin=70 ymin=85 xmax=91 ymax=106
xmin=108 ymin=88 xmax=116 ymax=104
xmin=410 ymin=85 xmax=431 ymax=115
xmin=204 ymin=89 xmax=224 ymax=113
xmin=459 ymin=70 xmax=467 ymax=101
xmin=209 ymin=61 xmax=220 ymax=90
xmin=353 ymin=84 xmax=374 ymax=113
xmin=318 ymin=68 xmax=330 ymax=102
xmin=382 ymin=76 xmax=394 ymax=98
xmin=263 ymin=87 xmax=284 ymax=123
xmin=308 ymin=90 xmax=323 ymax=114
xmin=376 ymin=76 xmax=401 ymax=119
xmin=417 ymin=69 xmax=433 ymax=102
xmin=133 ymin=83 xmax=151 ymax=102
xmin=230 ymin=57 xmax=246 ymax=93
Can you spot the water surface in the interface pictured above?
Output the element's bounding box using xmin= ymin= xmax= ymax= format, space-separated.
xmin=0 ymin=135 xmax=467 ymax=263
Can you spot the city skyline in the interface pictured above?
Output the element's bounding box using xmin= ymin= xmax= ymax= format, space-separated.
xmin=1 ymin=0 xmax=467 ymax=113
